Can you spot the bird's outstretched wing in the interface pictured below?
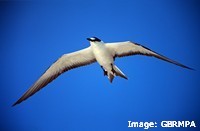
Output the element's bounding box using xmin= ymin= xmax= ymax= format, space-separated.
xmin=105 ymin=41 xmax=193 ymax=70
xmin=13 ymin=47 xmax=96 ymax=106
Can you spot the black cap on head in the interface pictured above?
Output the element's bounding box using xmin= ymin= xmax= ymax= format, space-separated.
xmin=87 ymin=37 xmax=101 ymax=42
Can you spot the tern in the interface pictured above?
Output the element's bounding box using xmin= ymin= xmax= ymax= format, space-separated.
xmin=13 ymin=37 xmax=193 ymax=106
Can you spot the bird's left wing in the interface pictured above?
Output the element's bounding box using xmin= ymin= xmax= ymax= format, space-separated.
xmin=105 ymin=41 xmax=193 ymax=70
xmin=13 ymin=47 xmax=96 ymax=106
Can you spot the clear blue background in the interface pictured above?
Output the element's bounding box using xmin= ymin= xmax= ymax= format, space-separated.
xmin=0 ymin=0 xmax=199 ymax=131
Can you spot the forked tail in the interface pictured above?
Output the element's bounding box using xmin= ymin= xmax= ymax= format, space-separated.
xmin=113 ymin=65 xmax=128 ymax=80
xmin=107 ymin=65 xmax=128 ymax=83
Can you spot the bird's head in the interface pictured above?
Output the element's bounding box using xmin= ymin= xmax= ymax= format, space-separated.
xmin=87 ymin=37 xmax=102 ymax=42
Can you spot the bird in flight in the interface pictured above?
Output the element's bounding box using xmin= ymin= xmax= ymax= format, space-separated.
xmin=13 ymin=37 xmax=193 ymax=106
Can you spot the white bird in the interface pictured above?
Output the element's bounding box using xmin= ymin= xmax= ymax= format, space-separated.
xmin=13 ymin=37 xmax=193 ymax=106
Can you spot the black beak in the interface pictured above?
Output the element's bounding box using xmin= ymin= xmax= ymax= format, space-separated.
xmin=87 ymin=38 xmax=91 ymax=41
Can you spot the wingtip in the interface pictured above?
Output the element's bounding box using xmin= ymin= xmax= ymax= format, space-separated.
xmin=12 ymin=103 xmax=17 ymax=107
xmin=183 ymin=65 xmax=195 ymax=71
xmin=188 ymin=67 xmax=195 ymax=71
xmin=12 ymin=101 xmax=19 ymax=107
xmin=12 ymin=98 xmax=23 ymax=107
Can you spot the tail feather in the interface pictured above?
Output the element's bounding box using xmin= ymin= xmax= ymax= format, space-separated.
xmin=106 ymin=64 xmax=128 ymax=83
xmin=108 ymin=73 xmax=114 ymax=83
xmin=113 ymin=65 xmax=128 ymax=80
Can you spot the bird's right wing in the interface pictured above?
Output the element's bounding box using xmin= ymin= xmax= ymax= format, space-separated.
xmin=105 ymin=41 xmax=193 ymax=70
xmin=13 ymin=47 xmax=96 ymax=106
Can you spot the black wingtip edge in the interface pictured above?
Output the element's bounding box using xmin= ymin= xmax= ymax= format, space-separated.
xmin=185 ymin=66 xmax=195 ymax=71
xmin=189 ymin=68 xmax=195 ymax=71
xmin=123 ymin=76 xmax=128 ymax=80
xmin=12 ymin=101 xmax=20 ymax=107
xmin=12 ymin=103 xmax=17 ymax=107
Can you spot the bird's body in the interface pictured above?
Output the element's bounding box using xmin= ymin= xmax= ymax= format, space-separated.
xmin=91 ymin=41 xmax=113 ymax=68
xmin=90 ymin=41 xmax=125 ymax=82
xmin=13 ymin=37 xmax=193 ymax=106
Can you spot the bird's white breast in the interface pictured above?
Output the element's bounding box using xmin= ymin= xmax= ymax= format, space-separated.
xmin=90 ymin=42 xmax=113 ymax=66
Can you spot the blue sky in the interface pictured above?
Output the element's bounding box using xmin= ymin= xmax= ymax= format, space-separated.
xmin=0 ymin=0 xmax=199 ymax=131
